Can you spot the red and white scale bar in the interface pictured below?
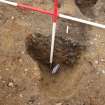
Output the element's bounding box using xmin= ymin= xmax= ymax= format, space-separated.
xmin=0 ymin=0 xmax=105 ymax=29
xmin=0 ymin=0 xmax=105 ymax=65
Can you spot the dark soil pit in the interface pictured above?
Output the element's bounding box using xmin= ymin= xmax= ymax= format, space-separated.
xmin=75 ymin=0 xmax=98 ymax=18
xmin=25 ymin=18 xmax=87 ymax=73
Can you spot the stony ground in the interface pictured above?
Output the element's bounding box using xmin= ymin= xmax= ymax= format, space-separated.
xmin=0 ymin=0 xmax=105 ymax=105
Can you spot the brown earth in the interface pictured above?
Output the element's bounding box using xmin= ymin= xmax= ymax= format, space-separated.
xmin=0 ymin=0 xmax=105 ymax=105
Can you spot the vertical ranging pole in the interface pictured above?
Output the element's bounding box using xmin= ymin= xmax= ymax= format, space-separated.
xmin=50 ymin=22 xmax=57 ymax=64
xmin=50 ymin=0 xmax=58 ymax=65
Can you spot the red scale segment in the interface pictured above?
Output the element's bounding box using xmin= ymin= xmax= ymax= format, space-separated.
xmin=53 ymin=0 xmax=59 ymax=22
xmin=17 ymin=0 xmax=59 ymax=22
xmin=17 ymin=3 xmax=54 ymax=16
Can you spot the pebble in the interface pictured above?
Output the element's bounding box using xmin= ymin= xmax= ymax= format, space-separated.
xmin=56 ymin=103 xmax=62 ymax=105
xmin=21 ymin=51 xmax=25 ymax=54
xmin=24 ymin=68 xmax=28 ymax=72
xmin=102 ymin=70 xmax=105 ymax=74
xmin=100 ymin=58 xmax=105 ymax=62
xmin=33 ymin=67 xmax=37 ymax=70
xmin=8 ymin=82 xmax=14 ymax=87
xmin=19 ymin=58 xmax=23 ymax=63
xmin=90 ymin=41 xmax=94 ymax=45
xmin=19 ymin=94 xmax=23 ymax=98
xmin=11 ymin=16 xmax=15 ymax=20
xmin=97 ymin=70 xmax=105 ymax=75
xmin=95 ymin=60 xmax=99 ymax=65
xmin=5 ymin=68 xmax=9 ymax=71
xmin=94 ymin=38 xmax=97 ymax=41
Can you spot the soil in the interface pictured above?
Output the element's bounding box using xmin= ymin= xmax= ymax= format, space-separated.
xmin=0 ymin=0 xmax=105 ymax=105
xmin=26 ymin=18 xmax=87 ymax=67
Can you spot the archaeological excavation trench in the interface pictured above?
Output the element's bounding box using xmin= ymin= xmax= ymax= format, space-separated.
xmin=25 ymin=0 xmax=100 ymax=98
xmin=25 ymin=0 xmax=105 ymax=101
xmin=25 ymin=0 xmax=97 ymax=73
xmin=25 ymin=18 xmax=87 ymax=72
xmin=1 ymin=0 xmax=105 ymax=104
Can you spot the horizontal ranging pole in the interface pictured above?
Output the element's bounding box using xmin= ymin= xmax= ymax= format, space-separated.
xmin=0 ymin=0 xmax=17 ymax=6
xmin=59 ymin=14 xmax=105 ymax=29
xmin=0 ymin=0 xmax=105 ymax=29
xmin=0 ymin=0 xmax=53 ymax=16
xmin=50 ymin=0 xmax=58 ymax=64
xmin=18 ymin=4 xmax=54 ymax=16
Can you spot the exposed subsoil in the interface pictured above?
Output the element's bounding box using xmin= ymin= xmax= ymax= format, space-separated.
xmin=0 ymin=0 xmax=105 ymax=105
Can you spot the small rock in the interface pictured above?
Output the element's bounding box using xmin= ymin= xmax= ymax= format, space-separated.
xmin=100 ymin=58 xmax=105 ymax=62
xmin=11 ymin=16 xmax=15 ymax=20
xmin=24 ymin=68 xmax=28 ymax=72
xmin=19 ymin=58 xmax=23 ymax=63
xmin=33 ymin=67 xmax=37 ymax=70
xmin=95 ymin=60 xmax=99 ymax=65
xmin=56 ymin=103 xmax=62 ymax=105
xmin=19 ymin=94 xmax=23 ymax=98
xmin=94 ymin=38 xmax=97 ymax=41
xmin=8 ymin=82 xmax=14 ymax=87
xmin=90 ymin=41 xmax=94 ymax=45
xmin=102 ymin=70 xmax=105 ymax=74
xmin=5 ymin=68 xmax=9 ymax=71
xmin=21 ymin=51 xmax=25 ymax=54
